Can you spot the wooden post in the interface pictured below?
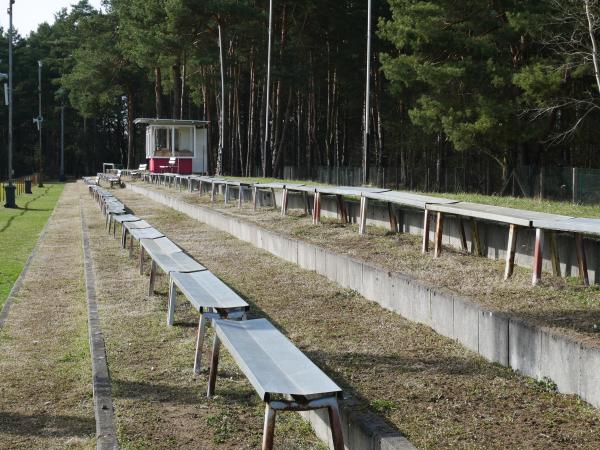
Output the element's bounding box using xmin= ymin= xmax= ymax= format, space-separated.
xmin=422 ymin=209 xmax=430 ymax=253
xmin=359 ymin=196 xmax=368 ymax=235
xmin=575 ymin=233 xmax=590 ymax=286
xmin=207 ymin=336 xmax=221 ymax=397
xmin=504 ymin=224 xmax=518 ymax=280
xmin=387 ymin=202 xmax=397 ymax=232
xmin=532 ymin=228 xmax=544 ymax=286
xmin=471 ymin=219 xmax=482 ymax=256
xmin=262 ymin=404 xmax=277 ymax=450
xmin=548 ymin=231 xmax=561 ymax=277
xmin=434 ymin=212 xmax=444 ymax=258
xmin=194 ymin=314 xmax=208 ymax=374
xmin=459 ymin=219 xmax=468 ymax=252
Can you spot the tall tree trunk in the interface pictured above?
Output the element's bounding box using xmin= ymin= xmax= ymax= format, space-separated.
xmin=172 ymin=61 xmax=182 ymax=120
xmin=247 ymin=49 xmax=257 ymax=177
xmin=126 ymin=87 xmax=135 ymax=170
xmin=216 ymin=24 xmax=225 ymax=176
xmin=155 ymin=67 xmax=163 ymax=119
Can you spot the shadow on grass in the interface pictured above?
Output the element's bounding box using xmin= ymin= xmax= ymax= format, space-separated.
xmin=0 ymin=410 xmax=94 ymax=438
xmin=111 ymin=378 xmax=256 ymax=406
xmin=0 ymin=187 xmax=53 ymax=234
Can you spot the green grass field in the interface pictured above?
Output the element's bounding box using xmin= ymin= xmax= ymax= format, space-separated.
xmin=0 ymin=183 xmax=64 ymax=309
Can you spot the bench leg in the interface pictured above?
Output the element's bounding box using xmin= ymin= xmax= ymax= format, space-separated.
xmin=139 ymin=246 xmax=145 ymax=275
xmin=194 ymin=314 xmax=208 ymax=374
xmin=121 ymin=227 xmax=127 ymax=249
xmin=471 ymin=219 xmax=482 ymax=256
xmin=532 ymin=228 xmax=544 ymax=286
xmin=239 ymin=186 xmax=244 ymax=209
xmin=434 ymin=212 xmax=444 ymax=258
xmin=207 ymin=336 xmax=221 ymax=398
xmin=281 ymin=189 xmax=288 ymax=216
xmin=253 ymin=187 xmax=258 ymax=211
xmin=167 ymin=278 xmax=176 ymax=326
xmin=575 ymin=232 xmax=590 ymax=286
xmin=504 ymin=224 xmax=518 ymax=280
xmin=271 ymin=188 xmax=277 ymax=209
xmin=303 ymin=192 xmax=310 ymax=215
xmin=359 ymin=196 xmax=368 ymax=235
xmin=459 ymin=219 xmax=468 ymax=251
xmin=262 ymin=404 xmax=277 ymax=450
xmin=129 ymin=234 xmax=135 ymax=258
xmin=327 ymin=400 xmax=344 ymax=450
xmin=224 ymin=185 xmax=229 ymax=205
xmin=422 ymin=209 xmax=430 ymax=253
xmin=148 ymin=260 xmax=157 ymax=295
xmin=549 ymin=231 xmax=561 ymax=277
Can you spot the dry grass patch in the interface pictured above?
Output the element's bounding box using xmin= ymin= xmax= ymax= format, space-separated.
xmin=0 ymin=183 xmax=94 ymax=449
xmin=113 ymin=186 xmax=600 ymax=449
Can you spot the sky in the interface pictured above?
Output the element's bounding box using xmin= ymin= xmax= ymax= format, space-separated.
xmin=0 ymin=0 xmax=103 ymax=37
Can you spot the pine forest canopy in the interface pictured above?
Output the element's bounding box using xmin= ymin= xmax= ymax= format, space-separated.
xmin=1 ymin=0 xmax=600 ymax=193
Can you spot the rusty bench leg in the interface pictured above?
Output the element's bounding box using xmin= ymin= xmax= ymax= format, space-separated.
xmin=207 ymin=335 xmax=221 ymax=398
xmin=434 ymin=212 xmax=444 ymax=258
xmin=575 ymin=232 xmax=590 ymax=286
xmin=262 ymin=404 xmax=277 ymax=450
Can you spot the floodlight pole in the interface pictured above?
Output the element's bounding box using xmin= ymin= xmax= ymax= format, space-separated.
xmin=4 ymin=0 xmax=15 ymax=208
xmin=362 ymin=0 xmax=372 ymax=186
xmin=59 ymin=103 xmax=65 ymax=182
xmin=262 ymin=0 xmax=273 ymax=178
xmin=37 ymin=60 xmax=43 ymax=187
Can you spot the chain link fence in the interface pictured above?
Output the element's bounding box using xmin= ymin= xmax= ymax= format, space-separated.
xmin=283 ymin=165 xmax=600 ymax=204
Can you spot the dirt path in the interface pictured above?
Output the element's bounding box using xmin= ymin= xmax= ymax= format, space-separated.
xmin=80 ymin=183 xmax=325 ymax=449
xmin=112 ymin=185 xmax=600 ymax=449
xmin=0 ymin=183 xmax=95 ymax=449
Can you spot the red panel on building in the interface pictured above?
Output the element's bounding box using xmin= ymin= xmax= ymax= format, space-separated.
xmin=149 ymin=157 xmax=193 ymax=174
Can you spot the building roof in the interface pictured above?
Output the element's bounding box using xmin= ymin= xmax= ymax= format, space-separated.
xmin=134 ymin=118 xmax=210 ymax=127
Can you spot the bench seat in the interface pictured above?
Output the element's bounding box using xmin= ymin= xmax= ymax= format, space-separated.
xmin=169 ymin=271 xmax=249 ymax=372
xmin=208 ymin=318 xmax=344 ymax=450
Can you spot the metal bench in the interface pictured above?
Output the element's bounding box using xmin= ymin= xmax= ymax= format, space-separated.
xmin=207 ymin=318 xmax=344 ymax=450
xmin=146 ymin=250 xmax=206 ymax=296
xmin=168 ymin=271 xmax=249 ymax=372
xmin=108 ymin=213 xmax=140 ymax=237
xmin=130 ymin=163 xmax=148 ymax=180
xmin=121 ymin=220 xmax=152 ymax=249
xmin=126 ymin=227 xmax=165 ymax=257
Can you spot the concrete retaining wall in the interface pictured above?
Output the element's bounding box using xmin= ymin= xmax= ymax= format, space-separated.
xmin=129 ymin=183 xmax=600 ymax=414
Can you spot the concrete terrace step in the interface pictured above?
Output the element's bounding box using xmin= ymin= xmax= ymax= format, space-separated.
xmin=127 ymin=182 xmax=600 ymax=412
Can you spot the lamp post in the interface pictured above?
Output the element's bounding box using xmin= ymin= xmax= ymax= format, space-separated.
xmin=35 ymin=60 xmax=43 ymax=187
xmin=4 ymin=0 xmax=15 ymax=208
xmin=363 ymin=0 xmax=372 ymax=186
xmin=58 ymin=89 xmax=65 ymax=182
xmin=262 ymin=0 xmax=273 ymax=178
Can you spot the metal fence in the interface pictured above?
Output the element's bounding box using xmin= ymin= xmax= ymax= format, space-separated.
xmin=283 ymin=165 xmax=600 ymax=204
xmin=0 ymin=174 xmax=39 ymax=204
